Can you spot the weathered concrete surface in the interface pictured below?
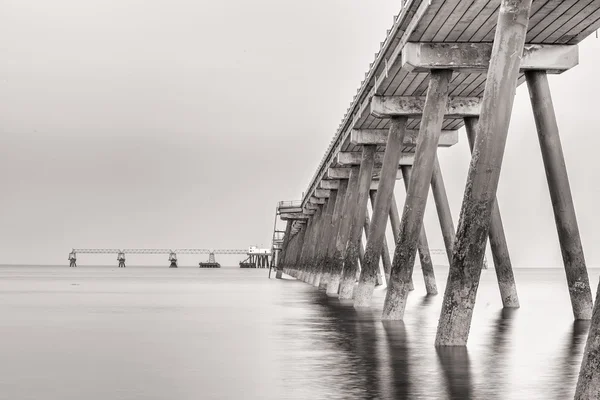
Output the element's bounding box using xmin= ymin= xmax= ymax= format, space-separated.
xmin=322 ymin=180 xmax=348 ymax=292
xmin=371 ymin=95 xmax=480 ymax=118
xmin=328 ymin=167 xmax=360 ymax=296
xmin=317 ymin=189 xmax=338 ymax=290
xmin=402 ymin=42 xmax=579 ymax=73
xmin=276 ymin=220 xmax=293 ymax=279
xmin=526 ymin=70 xmax=593 ymax=320
xmin=382 ymin=70 xmax=451 ymax=320
xmin=575 ymin=278 xmax=600 ymax=399
xmin=351 ymin=129 xmax=458 ymax=147
xmin=435 ymin=0 xmax=533 ymax=346
xmin=354 ymin=117 xmax=408 ymax=308
xmin=339 ymin=146 xmax=376 ymax=299
xmin=464 ymin=117 xmax=520 ymax=308
xmin=401 ymin=165 xmax=437 ymax=295
xmin=388 ymin=193 xmax=414 ymax=292
xmin=307 ymin=199 xmax=328 ymax=286
xmin=369 ymin=191 xmax=392 ymax=284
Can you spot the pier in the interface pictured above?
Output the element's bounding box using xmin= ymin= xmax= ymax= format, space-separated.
xmin=68 ymin=247 xmax=272 ymax=268
xmin=269 ymin=0 xmax=600 ymax=396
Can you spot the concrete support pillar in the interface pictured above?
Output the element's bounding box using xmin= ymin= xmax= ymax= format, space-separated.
xmin=315 ymin=190 xmax=338 ymax=288
xmin=368 ymin=190 xmax=391 ymax=285
xmin=328 ymin=167 xmax=361 ymax=296
xmin=322 ymin=180 xmax=348 ymax=291
xmin=435 ymin=0 xmax=533 ymax=345
xmin=464 ymin=117 xmax=520 ymax=308
xmin=575 ymin=279 xmax=600 ymax=398
xmin=388 ymin=193 xmax=415 ymax=292
xmin=297 ymin=216 xmax=315 ymax=281
xmin=353 ymin=117 xmax=408 ymax=307
xmin=276 ymin=221 xmax=293 ymax=279
xmin=382 ymin=69 xmax=452 ymax=320
xmin=305 ymin=205 xmax=325 ymax=283
xmin=401 ymin=165 xmax=438 ymax=295
xmin=291 ymin=224 xmax=308 ymax=278
xmin=309 ymin=199 xmax=330 ymax=286
xmin=339 ymin=146 xmax=376 ymax=299
xmin=431 ymin=156 xmax=455 ymax=265
xmin=526 ymin=71 xmax=593 ymax=320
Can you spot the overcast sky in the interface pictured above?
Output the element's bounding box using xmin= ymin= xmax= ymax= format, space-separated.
xmin=1 ymin=0 xmax=599 ymax=267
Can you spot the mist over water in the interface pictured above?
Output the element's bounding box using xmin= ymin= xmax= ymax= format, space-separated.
xmin=0 ymin=266 xmax=597 ymax=399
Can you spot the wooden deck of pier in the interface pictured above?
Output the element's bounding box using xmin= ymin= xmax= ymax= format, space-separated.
xmin=305 ymin=0 xmax=600 ymax=202
xmin=273 ymin=0 xmax=600 ymax=397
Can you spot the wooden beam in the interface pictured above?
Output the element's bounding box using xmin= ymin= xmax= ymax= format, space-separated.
xmin=402 ymin=42 xmax=578 ymax=74
xmin=337 ymin=152 xmax=415 ymax=166
xmin=327 ymin=167 xmax=403 ymax=180
xmin=351 ymin=129 xmax=458 ymax=146
xmin=371 ymin=96 xmax=480 ymax=118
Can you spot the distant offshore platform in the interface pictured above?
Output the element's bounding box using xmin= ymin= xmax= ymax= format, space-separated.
xmin=67 ymin=247 xmax=272 ymax=269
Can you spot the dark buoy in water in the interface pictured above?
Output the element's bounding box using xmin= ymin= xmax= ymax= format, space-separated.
xmin=68 ymin=250 xmax=77 ymax=268
xmin=169 ymin=252 xmax=178 ymax=268
xmin=117 ymin=251 xmax=126 ymax=268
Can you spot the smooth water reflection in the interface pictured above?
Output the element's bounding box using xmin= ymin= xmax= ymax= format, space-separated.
xmin=0 ymin=266 xmax=596 ymax=399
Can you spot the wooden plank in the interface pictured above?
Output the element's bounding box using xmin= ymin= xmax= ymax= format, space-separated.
xmin=445 ymin=0 xmax=492 ymax=41
xmin=403 ymin=72 xmax=429 ymax=96
xmin=411 ymin=0 xmax=450 ymax=40
xmin=432 ymin=0 xmax=479 ymax=41
xmin=531 ymin=0 xmax=597 ymax=43
xmin=544 ymin=1 xmax=600 ymax=43
xmin=421 ymin=0 xmax=464 ymax=42
xmin=457 ymin=0 xmax=498 ymax=41
xmin=563 ymin=8 xmax=600 ymax=44
xmin=526 ymin=0 xmax=582 ymax=42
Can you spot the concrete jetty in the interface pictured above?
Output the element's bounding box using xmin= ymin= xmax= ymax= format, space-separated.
xmin=270 ymin=0 xmax=600 ymax=396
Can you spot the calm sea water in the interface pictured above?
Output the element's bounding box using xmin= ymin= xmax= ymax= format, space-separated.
xmin=0 ymin=265 xmax=597 ymax=400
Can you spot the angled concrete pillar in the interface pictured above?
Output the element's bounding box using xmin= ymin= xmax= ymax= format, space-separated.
xmin=526 ymin=71 xmax=592 ymax=320
xmin=464 ymin=117 xmax=520 ymax=308
xmin=307 ymin=200 xmax=328 ymax=286
xmin=368 ymin=191 xmax=390 ymax=284
xmin=354 ymin=117 xmax=408 ymax=307
xmin=292 ymin=224 xmax=308 ymax=278
xmin=388 ymin=193 xmax=415 ymax=292
xmin=322 ymin=180 xmax=348 ymax=291
xmin=401 ymin=165 xmax=438 ymax=295
xmin=575 ymin=278 xmax=600 ymax=398
xmin=436 ymin=0 xmax=533 ymax=346
xmin=382 ymin=69 xmax=452 ymax=320
xmin=431 ymin=156 xmax=455 ymax=265
xmin=328 ymin=167 xmax=360 ymax=296
xmin=339 ymin=146 xmax=376 ymax=299
xmin=305 ymin=205 xmax=325 ymax=283
xmin=316 ymin=189 xmax=338 ymax=289
xmin=276 ymin=220 xmax=293 ymax=279
xmin=297 ymin=216 xmax=315 ymax=281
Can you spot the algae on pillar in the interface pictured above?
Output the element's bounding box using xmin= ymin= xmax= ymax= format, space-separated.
xmin=339 ymin=146 xmax=376 ymax=300
xmin=464 ymin=117 xmax=519 ymax=308
xmin=354 ymin=117 xmax=408 ymax=307
xmin=382 ymin=69 xmax=452 ymax=320
xmin=327 ymin=167 xmax=360 ymax=296
xmin=322 ymin=181 xmax=348 ymax=292
xmin=400 ymin=165 xmax=437 ymax=295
